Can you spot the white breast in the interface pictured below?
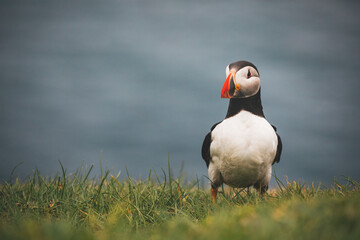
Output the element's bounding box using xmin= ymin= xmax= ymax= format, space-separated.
xmin=209 ymin=110 xmax=277 ymax=188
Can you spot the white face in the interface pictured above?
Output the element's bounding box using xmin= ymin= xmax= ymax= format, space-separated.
xmin=225 ymin=65 xmax=260 ymax=98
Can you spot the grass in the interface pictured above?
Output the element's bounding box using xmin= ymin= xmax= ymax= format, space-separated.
xmin=0 ymin=162 xmax=359 ymax=240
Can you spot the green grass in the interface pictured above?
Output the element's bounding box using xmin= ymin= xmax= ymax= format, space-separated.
xmin=1 ymin=162 xmax=359 ymax=240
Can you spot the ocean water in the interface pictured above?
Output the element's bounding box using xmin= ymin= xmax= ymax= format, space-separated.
xmin=1 ymin=0 xmax=359 ymax=186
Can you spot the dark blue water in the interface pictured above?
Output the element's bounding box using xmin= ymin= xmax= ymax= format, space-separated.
xmin=1 ymin=0 xmax=360 ymax=186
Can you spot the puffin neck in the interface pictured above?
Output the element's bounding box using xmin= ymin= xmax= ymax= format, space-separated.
xmin=225 ymin=89 xmax=265 ymax=118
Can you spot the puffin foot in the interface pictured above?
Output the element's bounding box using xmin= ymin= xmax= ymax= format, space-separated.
xmin=260 ymin=186 xmax=268 ymax=197
xmin=211 ymin=187 xmax=217 ymax=204
xmin=254 ymin=183 xmax=268 ymax=197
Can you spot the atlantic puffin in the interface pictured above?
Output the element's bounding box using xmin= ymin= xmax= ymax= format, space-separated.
xmin=201 ymin=60 xmax=282 ymax=203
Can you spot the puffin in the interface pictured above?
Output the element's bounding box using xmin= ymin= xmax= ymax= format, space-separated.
xmin=201 ymin=60 xmax=282 ymax=203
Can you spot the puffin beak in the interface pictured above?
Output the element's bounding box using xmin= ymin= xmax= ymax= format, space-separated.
xmin=221 ymin=71 xmax=239 ymax=98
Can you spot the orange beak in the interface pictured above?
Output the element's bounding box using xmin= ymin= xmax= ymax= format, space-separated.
xmin=221 ymin=71 xmax=239 ymax=98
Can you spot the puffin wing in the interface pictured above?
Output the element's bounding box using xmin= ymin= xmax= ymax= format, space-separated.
xmin=271 ymin=125 xmax=282 ymax=164
xmin=202 ymin=122 xmax=222 ymax=167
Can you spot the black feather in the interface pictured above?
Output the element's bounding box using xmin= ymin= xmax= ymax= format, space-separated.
xmin=225 ymin=89 xmax=264 ymax=118
xmin=201 ymin=122 xmax=221 ymax=168
xmin=271 ymin=125 xmax=282 ymax=164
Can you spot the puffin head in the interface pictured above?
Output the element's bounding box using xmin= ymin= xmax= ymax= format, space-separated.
xmin=221 ymin=61 xmax=260 ymax=98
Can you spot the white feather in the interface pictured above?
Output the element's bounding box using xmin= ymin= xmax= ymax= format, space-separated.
xmin=209 ymin=110 xmax=277 ymax=188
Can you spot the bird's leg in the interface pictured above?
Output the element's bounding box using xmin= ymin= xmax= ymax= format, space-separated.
xmin=211 ymin=186 xmax=217 ymax=204
xmin=260 ymin=185 xmax=268 ymax=197
xmin=254 ymin=183 xmax=268 ymax=197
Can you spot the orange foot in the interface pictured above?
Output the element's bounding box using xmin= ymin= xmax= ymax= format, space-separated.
xmin=211 ymin=187 xmax=217 ymax=204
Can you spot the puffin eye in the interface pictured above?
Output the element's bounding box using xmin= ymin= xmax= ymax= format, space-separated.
xmin=247 ymin=69 xmax=251 ymax=78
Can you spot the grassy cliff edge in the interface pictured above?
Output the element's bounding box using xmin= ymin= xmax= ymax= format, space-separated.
xmin=1 ymin=164 xmax=359 ymax=240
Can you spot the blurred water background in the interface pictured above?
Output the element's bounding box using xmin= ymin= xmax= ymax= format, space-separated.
xmin=1 ymin=0 xmax=360 ymax=186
